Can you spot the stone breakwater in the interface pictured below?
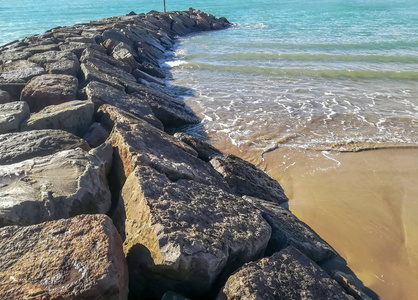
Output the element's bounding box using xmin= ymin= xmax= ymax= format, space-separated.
xmin=0 ymin=9 xmax=374 ymax=300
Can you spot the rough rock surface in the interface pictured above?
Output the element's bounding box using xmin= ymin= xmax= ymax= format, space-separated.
xmin=0 ymin=130 xmax=90 ymax=165
xmin=0 ymin=101 xmax=30 ymax=134
xmin=0 ymin=89 xmax=11 ymax=104
xmin=217 ymin=247 xmax=354 ymax=300
xmin=245 ymin=196 xmax=337 ymax=262
xmin=83 ymin=122 xmax=110 ymax=148
xmin=174 ymin=132 xmax=223 ymax=162
xmin=0 ymin=148 xmax=111 ymax=227
xmin=120 ymin=165 xmax=271 ymax=298
xmin=211 ymin=154 xmax=288 ymax=204
xmin=0 ymin=214 xmax=128 ymax=299
xmin=21 ymin=100 xmax=94 ymax=137
xmin=20 ymin=74 xmax=78 ymax=112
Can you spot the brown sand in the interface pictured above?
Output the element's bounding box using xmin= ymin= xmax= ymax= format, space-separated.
xmin=214 ymin=140 xmax=418 ymax=300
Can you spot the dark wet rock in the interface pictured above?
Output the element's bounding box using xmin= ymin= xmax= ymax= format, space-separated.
xmin=86 ymin=81 xmax=163 ymax=129
xmin=210 ymin=154 xmax=288 ymax=204
xmin=80 ymin=47 xmax=132 ymax=73
xmin=21 ymin=100 xmax=94 ymax=137
xmin=138 ymin=62 xmax=165 ymax=78
xmin=245 ymin=196 xmax=337 ymax=262
xmin=0 ymin=148 xmax=111 ymax=227
xmin=20 ymin=74 xmax=79 ymax=112
xmin=0 ymin=89 xmax=11 ymax=104
xmin=0 ymin=214 xmax=128 ymax=299
xmin=83 ymin=122 xmax=110 ymax=148
xmin=133 ymin=68 xmax=165 ymax=85
xmin=0 ymin=101 xmax=30 ymax=134
xmin=331 ymin=271 xmax=373 ymax=300
xmin=0 ymin=130 xmax=90 ymax=165
xmin=131 ymin=85 xmax=200 ymax=127
xmin=119 ymin=165 xmax=271 ymax=299
xmin=217 ymin=247 xmax=354 ymax=300
xmin=174 ymin=132 xmax=223 ymax=162
xmin=170 ymin=16 xmax=191 ymax=36
xmin=161 ymin=291 xmax=190 ymax=300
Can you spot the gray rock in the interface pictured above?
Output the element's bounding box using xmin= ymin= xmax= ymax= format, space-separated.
xmin=45 ymin=59 xmax=80 ymax=76
xmin=138 ymin=62 xmax=165 ymax=78
xmin=0 ymin=90 xmax=11 ymax=104
xmin=0 ymin=129 xmax=90 ymax=165
xmin=331 ymin=271 xmax=373 ymax=300
xmin=0 ymin=62 xmax=46 ymax=82
xmin=28 ymin=50 xmax=78 ymax=66
xmin=0 ymin=50 xmax=32 ymax=62
xmin=20 ymin=74 xmax=79 ymax=112
xmin=0 ymin=59 xmax=39 ymax=72
xmin=0 ymin=214 xmax=128 ymax=299
xmin=59 ymin=42 xmax=105 ymax=58
xmin=210 ymin=154 xmax=288 ymax=204
xmin=133 ymin=68 xmax=165 ymax=85
xmin=86 ymin=81 xmax=163 ymax=129
xmin=0 ymin=148 xmax=111 ymax=227
xmin=25 ymin=43 xmax=60 ymax=53
xmin=89 ymin=140 xmax=113 ymax=175
xmin=83 ymin=122 xmax=110 ymax=148
xmin=112 ymin=42 xmax=140 ymax=70
xmin=217 ymin=247 xmax=354 ymax=300
xmin=120 ymin=165 xmax=271 ymax=298
xmin=245 ymin=196 xmax=338 ymax=262
xmin=0 ymin=101 xmax=30 ymax=134
xmin=0 ymin=80 xmax=26 ymax=101
xmin=80 ymin=47 xmax=132 ymax=73
xmin=131 ymin=85 xmax=200 ymax=127
xmin=21 ymin=100 xmax=94 ymax=137
xmin=80 ymin=62 xmax=125 ymax=90
xmin=174 ymin=132 xmax=223 ymax=162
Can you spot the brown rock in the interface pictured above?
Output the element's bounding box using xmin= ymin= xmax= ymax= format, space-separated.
xmin=21 ymin=100 xmax=94 ymax=137
xmin=0 ymin=148 xmax=111 ymax=227
xmin=0 ymin=214 xmax=128 ymax=299
xmin=210 ymin=154 xmax=288 ymax=204
xmin=120 ymin=165 xmax=271 ymax=298
xmin=0 ymin=101 xmax=30 ymax=134
xmin=0 ymin=129 xmax=90 ymax=165
xmin=217 ymin=247 xmax=354 ymax=300
xmin=20 ymin=74 xmax=79 ymax=112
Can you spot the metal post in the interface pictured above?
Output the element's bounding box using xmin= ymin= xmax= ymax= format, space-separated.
xmin=164 ymin=0 xmax=166 ymax=13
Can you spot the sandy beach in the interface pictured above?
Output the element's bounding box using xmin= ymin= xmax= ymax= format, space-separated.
xmin=214 ymin=140 xmax=418 ymax=300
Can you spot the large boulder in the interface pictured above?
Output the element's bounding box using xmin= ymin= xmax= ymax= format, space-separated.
xmin=0 ymin=79 xmax=27 ymax=101
xmin=80 ymin=47 xmax=132 ymax=73
xmin=20 ymin=74 xmax=79 ymax=112
xmin=245 ymin=196 xmax=338 ymax=262
xmin=0 ymin=214 xmax=128 ymax=299
xmin=0 ymin=60 xmax=46 ymax=82
xmin=99 ymin=105 xmax=227 ymax=188
xmin=174 ymin=132 xmax=223 ymax=162
xmin=120 ymin=165 xmax=271 ymax=298
xmin=83 ymin=122 xmax=110 ymax=148
xmin=0 ymin=101 xmax=30 ymax=134
xmin=0 ymin=130 xmax=90 ymax=165
xmin=210 ymin=154 xmax=288 ymax=204
xmin=0 ymin=148 xmax=111 ymax=227
xmin=21 ymin=100 xmax=94 ymax=137
xmin=85 ymin=81 xmax=163 ymax=129
xmin=217 ymin=247 xmax=354 ymax=300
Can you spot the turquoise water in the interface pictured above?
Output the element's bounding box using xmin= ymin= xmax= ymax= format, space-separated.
xmin=1 ymin=0 xmax=418 ymax=149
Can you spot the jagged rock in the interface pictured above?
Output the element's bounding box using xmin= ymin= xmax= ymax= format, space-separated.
xmin=0 ymin=80 xmax=26 ymax=101
xmin=0 ymin=148 xmax=111 ymax=227
xmin=80 ymin=62 xmax=125 ymax=90
xmin=138 ymin=62 xmax=165 ymax=78
xmin=21 ymin=100 xmax=94 ymax=137
xmin=217 ymin=247 xmax=354 ymax=300
xmin=45 ymin=59 xmax=80 ymax=76
xmin=0 ymin=214 xmax=128 ymax=299
xmin=133 ymin=68 xmax=165 ymax=85
xmin=80 ymin=47 xmax=132 ymax=73
xmin=120 ymin=165 xmax=271 ymax=298
xmin=25 ymin=43 xmax=60 ymax=53
xmin=331 ymin=271 xmax=372 ymax=300
xmin=0 ymin=62 xmax=46 ymax=82
xmin=89 ymin=140 xmax=113 ymax=175
xmin=0 ymin=89 xmax=11 ymax=104
xmin=112 ymin=42 xmax=140 ymax=70
xmin=210 ymin=154 xmax=288 ymax=204
xmin=86 ymin=81 xmax=163 ymax=129
xmin=99 ymin=105 xmax=228 ymax=189
xmin=170 ymin=16 xmax=191 ymax=36
xmin=83 ymin=122 xmax=110 ymax=148
xmin=0 ymin=130 xmax=90 ymax=165
xmin=0 ymin=50 xmax=32 ymax=62
xmin=20 ymin=74 xmax=79 ymax=112
xmin=0 ymin=101 xmax=30 ymax=134
xmin=59 ymin=42 xmax=105 ymax=58
xmin=245 ymin=196 xmax=337 ymax=262
xmin=102 ymin=29 xmax=133 ymax=47
xmin=131 ymin=85 xmax=200 ymax=127
xmin=28 ymin=50 xmax=78 ymax=66
xmin=174 ymin=132 xmax=223 ymax=162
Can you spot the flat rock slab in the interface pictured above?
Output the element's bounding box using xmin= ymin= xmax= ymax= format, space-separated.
xmin=0 ymin=101 xmax=30 ymax=134
xmin=21 ymin=100 xmax=94 ymax=137
xmin=120 ymin=165 xmax=271 ymax=298
xmin=86 ymin=81 xmax=163 ymax=130
xmin=246 ymin=196 xmax=338 ymax=262
xmin=210 ymin=154 xmax=288 ymax=204
xmin=20 ymin=74 xmax=78 ymax=112
xmin=99 ymin=105 xmax=227 ymax=188
xmin=0 ymin=214 xmax=128 ymax=299
xmin=0 ymin=129 xmax=90 ymax=165
xmin=0 ymin=148 xmax=111 ymax=227
xmin=217 ymin=247 xmax=354 ymax=300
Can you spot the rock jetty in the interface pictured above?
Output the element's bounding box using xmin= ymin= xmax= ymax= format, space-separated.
xmin=0 ymin=8 xmax=375 ymax=300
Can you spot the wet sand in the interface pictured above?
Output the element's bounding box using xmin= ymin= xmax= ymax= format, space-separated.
xmin=213 ymin=140 xmax=418 ymax=300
